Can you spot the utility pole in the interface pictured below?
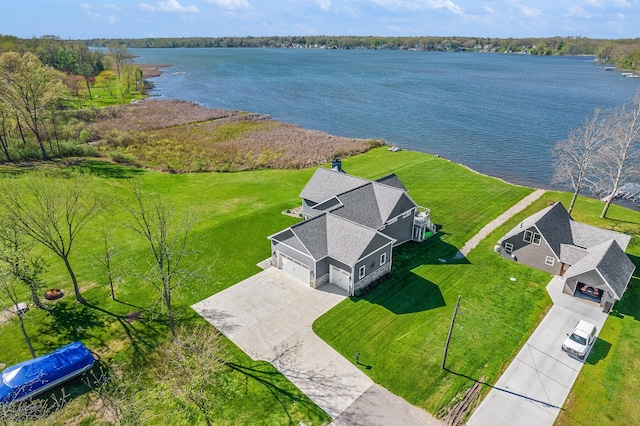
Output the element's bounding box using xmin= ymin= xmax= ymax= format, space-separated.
xmin=442 ymin=295 xmax=461 ymax=370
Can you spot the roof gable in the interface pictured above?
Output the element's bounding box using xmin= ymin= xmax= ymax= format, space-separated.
xmin=375 ymin=173 xmax=407 ymax=191
xmin=269 ymin=228 xmax=311 ymax=257
xmin=300 ymin=168 xmax=368 ymax=204
xmin=563 ymin=240 xmax=635 ymax=299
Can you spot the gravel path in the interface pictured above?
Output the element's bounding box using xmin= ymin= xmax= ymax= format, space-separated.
xmin=457 ymin=189 xmax=546 ymax=258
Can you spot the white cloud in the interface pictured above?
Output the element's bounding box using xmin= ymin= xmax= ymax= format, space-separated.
xmin=157 ymin=0 xmax=199 ymax=12
xmin=484 ymin=6 xmax=494 ymax=13
xmin=85 ymin=10 xmax=118 ymax=24
xmin=316 ymin=0 xmax=332 ymax=11
xmin=369 ymin=0 xmax=465 ymax=15
xmin=519 ymin=4 xmax=541 ymax=17
xmin=139 ymin=3 xmax=156 ymax=11
xmin=205 ymin=0 xmax=252 ymax=10
xmin=79 ymin=3 xmax=91 ymax=10
xmin=103 ymin=3 xmax=122 ymax=11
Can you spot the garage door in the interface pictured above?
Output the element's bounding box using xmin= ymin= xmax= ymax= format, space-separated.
xmin=330 ymin=265 xmax=351 ymax=293
xmin=281 ymin=255 xmax=310 ymax=284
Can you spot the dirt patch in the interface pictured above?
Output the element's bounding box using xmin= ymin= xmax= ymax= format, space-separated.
xmin=438 ymin=379 xmax=483 ymax=425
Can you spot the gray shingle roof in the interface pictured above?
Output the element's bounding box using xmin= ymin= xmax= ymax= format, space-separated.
xmin=570 ymin=221 xmax=632 ymax=251
xmin=269 ymin=228 xmax=311 ymax=256
xmin=271 ymin=212 xmax=394 ymax=266
xmin=563 ymin=240 xmax=636 ymax=299
xmin=300 ymin=168 xmax=368 ymax=204
xmin=559 ymin=244 xmax=588 ymax=265
xmin=376 ymin=173 xmax=407 ymax=191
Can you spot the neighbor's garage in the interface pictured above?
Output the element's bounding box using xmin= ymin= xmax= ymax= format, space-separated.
xmin=280 ymin=254 xmax=310 ymax=284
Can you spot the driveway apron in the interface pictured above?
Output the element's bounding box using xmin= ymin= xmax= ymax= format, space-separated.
xmin=468 ymin=276 xmax=608 ymax=426
xmin=192 ymin=267 xmax=373 ymax=419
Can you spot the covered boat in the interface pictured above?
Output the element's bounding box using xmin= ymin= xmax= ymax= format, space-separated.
xmin=0 ymin=342 xmax=94 ymax=404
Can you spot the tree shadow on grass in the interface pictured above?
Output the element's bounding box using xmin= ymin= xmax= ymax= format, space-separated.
xmin=72 ymin=159 xmax=145 ymax=179
xmin=37 ymin=301 xmax=108 ymax=352
xmin=227 ymin=361 xmax=327 ymax=421
xmin=443 ymin=368 xmax=565 ymax=410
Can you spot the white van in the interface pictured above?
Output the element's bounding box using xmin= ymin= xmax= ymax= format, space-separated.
xmin=562 ymin=320 xmax=597 ymax=360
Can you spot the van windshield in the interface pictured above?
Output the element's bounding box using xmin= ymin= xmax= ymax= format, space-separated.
xmin=569 ymin=333 xmax=587 ymax=345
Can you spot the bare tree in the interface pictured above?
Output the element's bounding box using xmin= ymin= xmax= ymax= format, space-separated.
xmin=551 ymin=109 xmax=607 ymax=213
xmin=0 ymin=220 xmax=47 ymax=310
xmin=592 ymin=89 xmax=640 ymax=218
xmin=0 ymin=171 xmax=102 ymax=304
xmin=163 ymin=325 xmax=240 ymax=426
xmin=84 ymin=365 xmax=145 ymax=426
xmin=122 ymin=187 xmax=195 ymax=341
xmin=106 ymin=44 xmax=134 ymax=78
xmin=0 ymin=389 xmax=67 ymax=426
xmin=0 ymin=272 xmax=36 ymax=358
xmin=0 ymin=52 xmax=64 ymax=160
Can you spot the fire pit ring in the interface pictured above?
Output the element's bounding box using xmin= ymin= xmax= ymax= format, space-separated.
xmin=44 ymin=289 xmax=64 ymax=300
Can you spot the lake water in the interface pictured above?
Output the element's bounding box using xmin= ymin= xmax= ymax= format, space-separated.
xmin=132 ymin=48 xmax=640 ymax=188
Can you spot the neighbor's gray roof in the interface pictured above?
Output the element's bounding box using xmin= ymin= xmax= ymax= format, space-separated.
xmin=563 ymin=240 xmax=636 ymax=300
xmin=559 ymin=244 xmax=588 ymax=265
xmin=375 ymin=173 xmax=407 ymax=191
xmin=271 ymin=212 xmax=395 ymax=266
xmin=300 ymin=168 xmax=369 ymax=204
xmin=570 ymin=221 xmax=632 ymax=251
xmin=500 ymin=201 xmax=631 ymax=258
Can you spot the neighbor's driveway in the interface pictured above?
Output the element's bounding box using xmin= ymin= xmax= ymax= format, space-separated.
xmin=192 ymin=267 xmax=440 ymax=424
xmin=468 ymin=276 xmax=608 ymax=426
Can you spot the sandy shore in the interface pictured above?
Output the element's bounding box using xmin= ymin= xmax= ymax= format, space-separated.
xmin=137 ymin=63 xmax=172 ymax=79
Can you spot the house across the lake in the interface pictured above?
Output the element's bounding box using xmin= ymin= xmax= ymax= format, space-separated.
xmin=268 ymin=161 xmax=436 ymax=296
xmin=497 ymin=201 xmax=635 ymax=312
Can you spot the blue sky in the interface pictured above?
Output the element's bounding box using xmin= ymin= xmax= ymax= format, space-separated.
xmin=4 ymin=0 xmax=640 ymax=39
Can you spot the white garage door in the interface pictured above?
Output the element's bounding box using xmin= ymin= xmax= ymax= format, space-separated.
xmin=281 ymin=255 xmax=310 ymax=284
xmin=330 ymin=265 xmax=351 ymax=293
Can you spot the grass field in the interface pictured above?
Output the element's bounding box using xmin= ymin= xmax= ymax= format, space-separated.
xmin=1 ymin=147 xmax=639 ymax=424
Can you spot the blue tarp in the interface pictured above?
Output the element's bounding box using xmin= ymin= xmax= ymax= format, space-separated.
xmin=0 ymin=342 xmax=94 ymax=403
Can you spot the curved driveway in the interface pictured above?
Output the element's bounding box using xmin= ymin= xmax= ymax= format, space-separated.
xmin=192 ymin=266 xmax=440 ymax=425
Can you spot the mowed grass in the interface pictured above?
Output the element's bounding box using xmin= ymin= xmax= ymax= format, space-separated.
xmin=2 ymin=147 xmax=640 ymax=424
xmin=315 ymin=168 xmax=640 ymax=425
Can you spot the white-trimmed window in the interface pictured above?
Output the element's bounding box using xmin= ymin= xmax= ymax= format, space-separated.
xmin=402 ymin=211 xmax=412 ymax=219
xmin=545 ymin=256 xmax=555 ymax=266
xmin=380 ymin=252 xmax=387 ymax=266
xmin=387 ymin=217 xmax=397 ymax=225
xmin=504 ymin=242 xmax=513 ymax=253
xmin=523 ymin=230 xmax=541 ymax=245
xmin=358 ymin=265 xmax=366 ymax=279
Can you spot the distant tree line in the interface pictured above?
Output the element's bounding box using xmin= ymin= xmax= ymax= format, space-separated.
xmin=79 ymin=35 xmax=639 ymax=69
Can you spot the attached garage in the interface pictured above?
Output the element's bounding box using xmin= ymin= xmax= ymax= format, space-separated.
xmin=329 ymin=265 xmax=351 ymax=293
xmin=280 ymin=254 xmax=310 ymax=284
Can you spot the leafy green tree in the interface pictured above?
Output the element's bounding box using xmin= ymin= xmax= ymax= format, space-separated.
xmin=95 ymin=70 xmax=117 ymax=97
xmin=0 ymin=51 xmax=64 ymax=160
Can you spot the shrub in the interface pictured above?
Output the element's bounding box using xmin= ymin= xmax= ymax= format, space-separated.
xmin=108 ymin=150 xmax=136 ymax=164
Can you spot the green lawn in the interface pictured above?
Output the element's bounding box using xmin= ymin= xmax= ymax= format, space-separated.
xmin=1 ymin=147 xmax=640 ymax=424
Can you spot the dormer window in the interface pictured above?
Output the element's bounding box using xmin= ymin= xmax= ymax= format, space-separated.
xmin=523 ymin=230 xmax=541 ymax=245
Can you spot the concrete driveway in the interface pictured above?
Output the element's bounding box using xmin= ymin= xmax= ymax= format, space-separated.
xmin=468 ymin=276 xmax=608 ymax=426
xmin=192 ymin=266 xmax=441 ymax=424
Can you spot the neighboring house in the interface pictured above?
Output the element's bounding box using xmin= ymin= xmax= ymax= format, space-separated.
xmin=269 ymin=163 xmax=436 ymax=295
xmin=498 ymin=202 xmax=635 ymax=312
